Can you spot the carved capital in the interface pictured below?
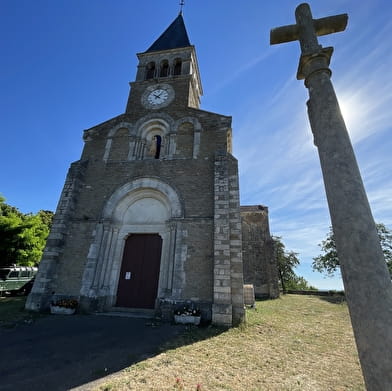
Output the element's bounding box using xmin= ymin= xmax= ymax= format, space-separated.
xmin=297 ymin=46 xmax=333 ymax=81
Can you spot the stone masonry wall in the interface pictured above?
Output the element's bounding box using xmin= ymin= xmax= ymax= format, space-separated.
xmin=27 ymin=105 xmax=234 ymax=317
xmin=212 ymin=152 xmax=245 ymax=326
xmin=241 ymin=205 xmax=279 ymax=299
xmin=51 ymin=159 xmax=216 ymax=302
xmin=26 ymin=160 xmax=88 ymax=310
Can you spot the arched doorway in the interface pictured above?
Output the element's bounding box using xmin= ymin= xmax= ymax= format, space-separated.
xmin=80 ymin=178 xmax=183 ymax=311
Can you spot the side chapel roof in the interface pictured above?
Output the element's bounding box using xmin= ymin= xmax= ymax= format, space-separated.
xmin=145 ymin=13 xmax=191 ymax=52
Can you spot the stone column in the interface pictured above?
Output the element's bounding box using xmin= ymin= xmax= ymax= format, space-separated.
xmin=168 ymin=133 xmax=177 ymax=158
xmin=165 ymin=221 xmax=178 ymax=293
xmin=270 ymin=5 xmax=392 ymax=388
xmin=193 ymin=130 xmax=201 ymax=159
xmin=80 ymin=222 xmax=104 ymax=298
xmin=304 ymin=54 xmax=392 ymax=388
xmin=101 ymin=227 xmax=119 ymax=296
xmin=127 ymin=136 xmax=136 ymax=161
xmin=90 ymin=223 xmax=111 ymax=293
xmin=135 ymin=137 xmax=142 ymax=159
xmin=171 ymin=221 xmax=187 ymax=299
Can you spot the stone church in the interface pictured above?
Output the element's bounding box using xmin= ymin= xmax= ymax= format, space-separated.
xmin=26 ymin=13 xmax=278 ymax=326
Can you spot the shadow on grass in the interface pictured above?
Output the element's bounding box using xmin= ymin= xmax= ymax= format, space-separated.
xmin=0 ymin=297 xmax=226 ymax=391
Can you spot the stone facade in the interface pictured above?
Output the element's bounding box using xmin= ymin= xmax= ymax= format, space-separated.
xmin=26 ymin=14 xmax=278 ymax=326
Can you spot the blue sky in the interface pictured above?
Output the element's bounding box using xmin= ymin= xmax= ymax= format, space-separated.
xmin=1 ymin=1 xmax=391 ymax=290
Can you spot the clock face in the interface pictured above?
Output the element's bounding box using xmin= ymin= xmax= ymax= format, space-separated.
xmin=141 ymin=84 xmax=174 ymax=109
xmin=148 ymin=88 xmax=169 ymax=105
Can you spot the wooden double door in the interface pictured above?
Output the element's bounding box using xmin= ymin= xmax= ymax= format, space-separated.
xmin=116 ymin=234 xmax=162 ymax=309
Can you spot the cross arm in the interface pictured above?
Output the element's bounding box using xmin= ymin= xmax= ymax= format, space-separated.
xmin=314 ymin=14 xmax=348 ymax=37
xmin=270 ymin=24 xmax=299 ymax=45
xmin=270 ymin=13 xmax=348 ymax=45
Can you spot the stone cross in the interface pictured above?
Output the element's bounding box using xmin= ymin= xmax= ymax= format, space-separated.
xmin=270 ymin=4 xmax=392 ymax=390
xmin=271 ymin=5 xmax=347 ymax=53
xmin=271 ymin=3 xmax=347 ymax=79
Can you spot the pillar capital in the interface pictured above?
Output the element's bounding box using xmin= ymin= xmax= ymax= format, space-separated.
xmin=297 ymin=46 xmax=333 ymax=81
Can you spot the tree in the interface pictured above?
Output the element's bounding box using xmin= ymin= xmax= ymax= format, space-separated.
xmin=312 ymin=223 xmax=392 ymax=277
xmin=0 ymin=196 xmax=53 ymax=267
xmin=37 ymin=210 xmax=54 ymax=229
xmin=285 ymin=275 xmax=317 ymax=291
xmin=273 ymin=236 xmax=316 ymax=291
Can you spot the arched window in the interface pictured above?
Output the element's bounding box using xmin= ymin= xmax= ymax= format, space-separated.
xmin=149 ymin=135 xmax=162 ymax=159
xmin=159 ymin=60 xmax=169 ymax=77
xmin=173 ymin=59 xmax=182 ymax=76
xmin=145 ymin=62 xmax=156 ymax=79
xmin=154 ymin=135 xmax=162 ymax=159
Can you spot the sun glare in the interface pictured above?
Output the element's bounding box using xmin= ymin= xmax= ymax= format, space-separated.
xmin=337 ymin=92 xmax=367 ymax=141
xmin=339 ymin=96 xmax=356 ymax=128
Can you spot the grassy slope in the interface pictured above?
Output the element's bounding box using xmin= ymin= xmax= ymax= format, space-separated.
xmin=94 ymin=295 xmax=365 ymax=391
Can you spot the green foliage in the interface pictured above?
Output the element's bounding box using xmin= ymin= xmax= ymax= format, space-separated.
xmin=37 ymin=210 xmax=54 ymax=229
xmin=273 ymin=236 xmax=315 ymax=291
xmin=377 ymin=223 xmax=392 ymax=274
xmin=312 ymin=223 xmax=392 ymax=277
xmin=285 ymin=275 xmax=317 ymax=291
xmin=312 ymin=227 xmax=338 ymax=277
xmin=0 ymin=196 xmax=53 ymax=267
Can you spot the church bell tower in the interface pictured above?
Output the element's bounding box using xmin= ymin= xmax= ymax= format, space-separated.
xmin=127 ymin=13 xmax=203 ymax=112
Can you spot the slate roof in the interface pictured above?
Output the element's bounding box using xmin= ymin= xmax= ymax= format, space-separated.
xmin=146 ymin=13 xmax=191 ymax=52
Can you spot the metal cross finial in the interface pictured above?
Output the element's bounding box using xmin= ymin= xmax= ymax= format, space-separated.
xmin=179 ymin=0 xmax=185 ymax=14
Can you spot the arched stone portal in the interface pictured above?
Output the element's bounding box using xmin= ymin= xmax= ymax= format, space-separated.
xmin=79 ymin=177 xmax=183 ymax=311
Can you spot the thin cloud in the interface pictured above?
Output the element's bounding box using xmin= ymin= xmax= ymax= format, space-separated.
xmin=209 ymin=50 xmax=275 ymax=95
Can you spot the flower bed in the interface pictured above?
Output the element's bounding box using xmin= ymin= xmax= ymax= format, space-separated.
xmin=50 ymin=305 xmax=76 ymax=315
xmin=50 ymin=298 xmax=78 ymax=315
xmin=174 ymin=302 xmax=201 ymax=325
xmin=174 ymin=314 xmax=201 ymax=325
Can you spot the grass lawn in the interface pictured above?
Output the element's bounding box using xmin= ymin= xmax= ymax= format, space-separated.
xmin=93 ymin=294 xmax=365 ymax=391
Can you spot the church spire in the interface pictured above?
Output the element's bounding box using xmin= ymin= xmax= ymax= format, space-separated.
xmin=145 ymin=13 xmax=191 ymax=53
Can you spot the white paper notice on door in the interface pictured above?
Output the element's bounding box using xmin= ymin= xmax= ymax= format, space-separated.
xmin=125 ymin=272 xmax=131 ymax=280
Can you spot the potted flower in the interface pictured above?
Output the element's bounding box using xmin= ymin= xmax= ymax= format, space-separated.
xmin=174 ymin=303 xmax=201 ymax=325
xmin=50 ymin=298 xmax=78 ymax=315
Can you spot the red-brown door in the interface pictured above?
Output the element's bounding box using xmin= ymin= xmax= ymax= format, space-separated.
xmin=116 ymin=234 xmax=162 ymax=309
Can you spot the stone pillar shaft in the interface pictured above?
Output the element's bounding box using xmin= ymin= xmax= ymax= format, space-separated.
xmin=305 ymin=58 xmax=392 ymax=390
xmin=271 ymin=4 xmax=392 ymax=386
